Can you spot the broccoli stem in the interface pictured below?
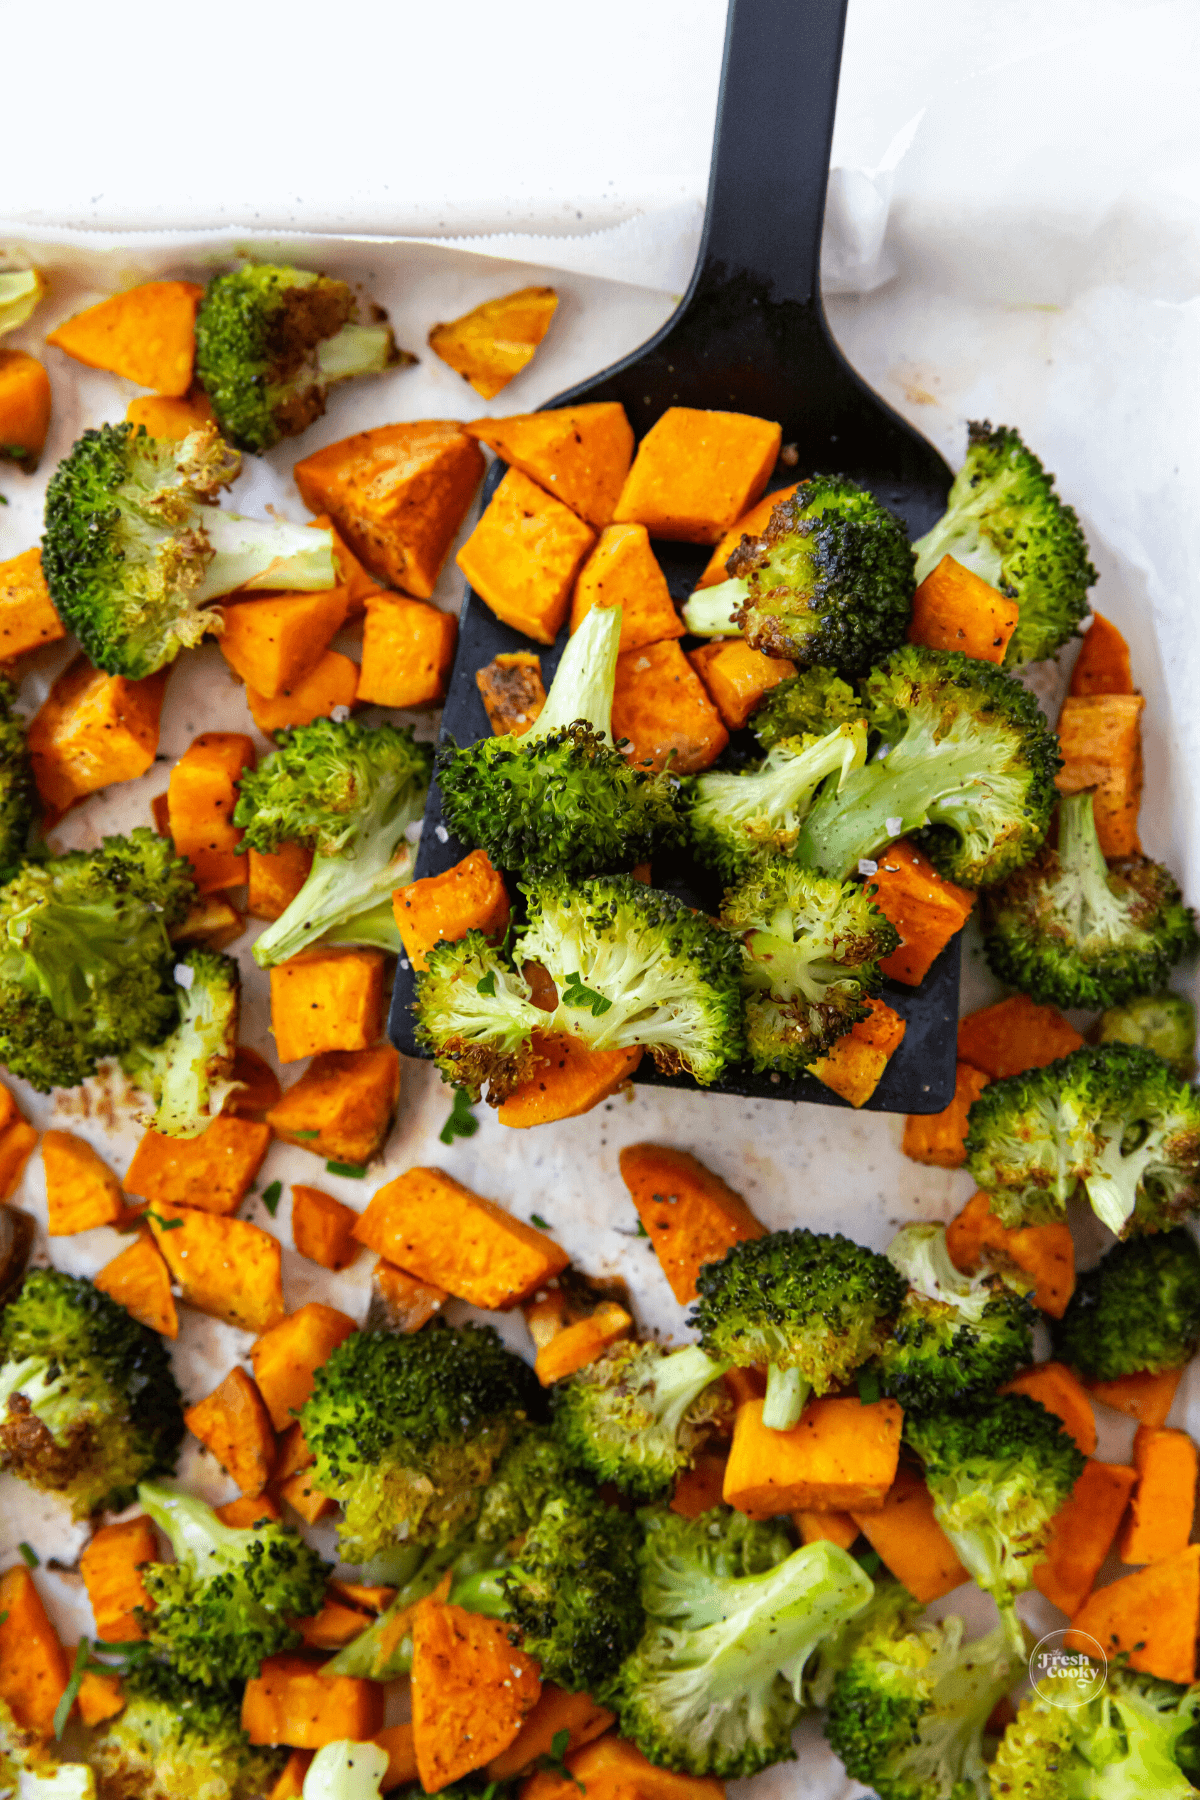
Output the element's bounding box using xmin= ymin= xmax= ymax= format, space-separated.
xmin=525 ymin=602 xmax=621 ymax=742
xmin=191 ymin=511 xmax=337 ymax=602
xmin=253 ymin=836 xmax=416 ymax=968
xmin=682 ymin=578 xmax=747 ymax=638
xmin=320 ymin=894 xmax=405 ymax=954
xmin=315 ymin=322 xmax=396 ymax=381
xmin=1053 ymin=792 xmax=1133 ymax=946
xmin=762 ymin=1363 xmax=810 ymax=1431
xmin=447 ymin=1567 xmax=510 ymax=1618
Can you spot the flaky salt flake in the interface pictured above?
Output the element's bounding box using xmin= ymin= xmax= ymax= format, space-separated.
xmin=174 ymin=962 xmax=195 ymax=989
xmin=858 ymin=859 xmax=878 ymax=877
xmin=885 ymin=817 xmax=903 ymax=835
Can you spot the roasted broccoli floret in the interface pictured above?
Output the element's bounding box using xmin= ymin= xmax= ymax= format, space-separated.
xmin=41 ymin=422 xmax=337 ymax=676
xmin=412 ymin=930 xmax=547 ymax=1102
xmin=474 ymin=1421 xmax=580 ymax=1544
xmin=551 ymin=1341 xmax=732 ymax=1500
xmin=685 ymin=724 xmax=868 ymax=882
xmin=234 ymin=718 xmax=432 ymax=967
xmin=912 ymin=422 xmax=1097 ymax=667
xmin=991 ymin=1663 xmax=1200 ymax=1800
xmin=86 ymin=1660 xmax=286 ymax=1800
xmin=300 ymin=1323 xmax=540 ymax=1561
xmin=905 ymin=1394 xmax=1085 ymax=1653
xmin=0 ymin=1270 xmax=183 ymax=1517
xmin=122 ymin=949 xmax=240 ymax=1139
xmin=722 ymin=862 xmax=898 ymax=1075
xmin=982 ymin=792 xmax=1198 ymax=1007
xmin=964 ymin=1042 xmax=1200 ymax=1236
xmin=1052 ymin=1227 xmax=1200 ymax=1381
xmin=691 ymin=1228 xmax=906 ymax=1430
xmin=0 ymin=1693 xmax=95 ymax=1796
xmin=0 ymin=679 xmax=34 ymax=882
xmin=1098 ymin=990 xmax=1197 ymax=1078
xmin=194 ymin=264 xmax=401 ymax=454
xmin=615 ymin=1505 xmax=874 ymax=1777
xmin=437 ymin=605 xmax=683 ymax=879
xmin=683 ymin=477 xmax=915 ymax=675
xmin=874 ymin=1223 xmax=1035 ymax=1409
xmin=748 ymin=665 xmax=863 ymax=751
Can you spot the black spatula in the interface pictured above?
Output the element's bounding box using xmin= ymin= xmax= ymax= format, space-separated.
xmin=390 ymin=0 xmax=960 ymax=1113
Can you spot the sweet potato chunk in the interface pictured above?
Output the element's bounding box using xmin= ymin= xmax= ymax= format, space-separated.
xmin=251 ymin=1303 xmax=358 ymax=1432
xmin=248 ymin=652 xmax=359 ymax=733
xmin=126 ymin=386 xmax=215 ymax=440
xmin=1034 ymin=1459 xmax=1138 ymax=1615
xmin=570 ymin=524 xmax=683 ymax=650
xmin=268 ymin=1751 xmax=314 ymax=1799
xmin=850 ymin=1465 xmax=969 ymax=1603
xmin=148 ymin=1200 xmax=285 ymax=1333
xmin=125 ymin=1115 xmax=271 ymax=1215
xmin=946 ymin=1192 xmax=1075 ymax=1318
xmin=1069 ymin=612 xmax=1133 ymax=696
xmin=614 ymin=407 xmax=782 ymax=543
xmin=1056 ymin=692 xmax=1144 ymax=856
xmin=94 ymin=1234 xmax=178 ymax=1339
xmin=354 ymin=1166 xmax=569 ymax=1309
xmin=0 ymin=548 xmax=65 ymax=659
xmin=216 ymin=1493 xmax=282 ymax=1527
xmin=167 ymin=731 xmax=255 ymax=893
xmin=670 ymin=1454 xmax=730 ymax=1521
xmin=497 ymin=1035 xmax=643 ymax=1130
xmin=248 ymin=842 xmax=314 ymax=922
xmin=476 ymin=652 xmax=546 ymax=737
xmin=1084 ymin=1367 xmax=1182 ymax=1428
xmin=243 ymin=1654 xmax=383 ymax=1748
xmin=266 ymin=1045 xmax=400 ymax=1166
xmin=270 ymin=948 xmax=387 ymax=1062
xmin=793 ymin=1510 xmax=859 ymax=1552
xmin=467 ymin=403 xmax=633 ymax=530
xmin=520 ymin=1734 xmax=725 ymax=1800
xmin=74 ymin=1663 xmax=126 ymax=1727
xmin=810 ymin=998 xmax=907 ymax=1107
xmin=619 ymin=1144 xmax=765 ymax=1305
xmin=908 ymin=555 xmax=1020 ymax=664
xmin=369 ymin=1259 xmax=449 ymax=1334
xmin=310 ymin=514 xmax=377 ymax=616
xmin=297 ymin=1599 xmax=373 ymax=1650
xmin=278 ymin=1465 xmax=337 ymax=1525
xmin=291 ymin=1186 xmax=359 ymax=1272
xmin=219 ymin=590 xmax=349 ymax=698
xmin=0 ymin=1117 xmax=37 ymax=1200
xmin=41 ymin=1129 xmax=127 ymax=1235
xmin=357 ymin=592 xmax=457 ymax=708
xmin=1069 ymin=1543 xmax=1200 ymax=1684
xmin=226 ymin=1046 xmax=283 ymax=1117
xmin=901 ymin=1063 xmax=990 ymax=1168
xmin=610 ymin=639 xmax=728 ymax=774
xmin=957 ymin=994 xmax=1084 ymax=1078
xmin=47 ymin=280 xmax=203 ymax=394
xmin=534 ymin=1302 xmax=633 ymax=1386
xmin=486 ymin=1687 xmax=615 ymax=1780
xmin=410 ymin=1594 xmax=541 ymax=1789
xmin=687 ymin=640 xmax=796 ymax=730
xmin=868 ymin=840 xmax=975 ymax=986
xmin=293 ymin=422 xmax=485 ymax=600
xmin=80 ymin=1515 xmax=158 ymax=1643
xmin=0 ymin=349 xmax=52 ymax=468
xmin=724 ymin=1397 xmax=903 ymax=1515
xmin=0 ymin=1564 xmax=70 ymax=1736
xmin=1000 ymin=1362 xmax=1096 ymax=1455
xmin=457 ymin=467 xmax=596 ymax=644
xmin=695 ymin=483 xmax=801 ymax=588
xmin=429 ymin=286 xmax=559 ymax=400
xmin=29 ymin=658 xmax=167 ymax=815
xmin=1118 ymin=1426 xmax=1198 ymax=1564
xmin=186 ymin=1366 xmax=277 ymax=1497
xmin=395 ymin=849 xmax=510 ymax=973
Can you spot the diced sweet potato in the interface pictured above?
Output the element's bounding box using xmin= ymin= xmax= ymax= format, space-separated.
xmin=0 ymin=349 xmax=52 ymax=468
xmin=275 ymin=1422 xmax=314 ymax=1483
xmin=570 ymin=524 xmax=683 ymax=650
xmin=457 ymin=467 xmax=596 ymax=644
xmin=291 ymin=1186 xmax=358 ymax=1272
xmin=186 ymin=1366 xmax=277 ymax=1497
xmin=520 ymin=1734 xmax=725 ymax=1800
xmin=248 ymin=652 xmax=359 ymax=733
xmin=248 ymin=842 xmax=314 ymax=922
xmin=172 ymin=892 xmax=245 ymax=951
xmin=534 ymin=1302 xmax=633 ymax=1387
xmin=293 ymin=422 xmax=485 ymax=600
xmin=1118 ymin=1426 xmax=1198 ymax=1564
xmin=47 ymin=281 xmax=203 ymax=394
xmin=467 ymin=405 xmax=634 ymax=531
xmin=219 ymin=589 xmax=349 ymax=698
xmin=148 ymin=1200 xmax=285 ymax=1334
xmin=94 ymin=1234 xmax=178 ymax=1339
xmin=41 ymin=1129 xmax=128 ymax=1235
xmin=1056 ymin=693 xmax=1144 ymax=856
xmin=395 ymin=849 xmax=510 ymax=973
xmin=670 ymin=1454 xmax=730 ymax=1521
xmin=74 ymin=1663 xmax=126 ymax=1727
xmin=310 ymin=514 xmax=377 ymax=616
xmin=0 ymin=1118 xmax=37 ymax=1200
xmin=946 ymin=1192 xmax=1075 ymax=1318
xmin=331 ymin=1580 xmax=396 ymax=1614
xmin=0 ymin=548 xmax=65 ymax=659
xmin=298 ymin=1598 xmax=374 ymax=1650
xmin=476 ymin=652 xmax=546 ymax=737
xmin=124 ymin=1115 xmax=271 ymax=1215
xmin=809 ymin=998 xmax=907 ymax=1108
xmin=724 ymin=1367 xmax=767 ymax=1410
xmin=266 ymin=1045 xmax=400 ymax=1166
xmin=29 ymin=658 xmax=167 ymax=815
xmin=1034 ymin=1460 xmax=1138 ymax=1615
xmin=369 ymin=1259 xmax=449 ymax=1334
xmin=411 ymin=1594 xmax=541 ymax=1789
xmin=268 ymin=1749 xmax=314 ymax=1800
xmin=687 ymin=640 xmax=796 ymax=730
xmin=908 ymin=555 xmax=1020 ymax=664
xmin=868 ymin=841 xmax=976 ymax=986
xmin=619 ymin=1144 xmax=766 ymax=1305
xmin=1069 ymin=612 xmax=1134 ymax=697
xmin=1084 ymin=1367 xmax=1182 ymax=1428
xmin=0 ymin=1563 xmax=70 ymax=1736
xmin=126 ymin=386 xmax=215 ymax=440
xmin=375 ymin=1723 xmax=417 ymax=1792
xmin=167 ymin=731 xmax=255 ymax=893
xmin=357 ymin=592 xmax=457 ymax=707
xmin=270 ymin=947 xmax=387 ymax=1062
xmin=724 ymin=1397 xmax=903 ymax=1515
xmin=610 ymin=640 xmax=728 ymax=774
xmin=1000 ymin=1363 xmax=1096 ymax=1455
xmin=614 ymin=408 xmax=782 ymax=543
xmin=226 ymin=1047 xmax=283 ymax=1117
xmin=217 ymin=1493 xmax=282 ymax=1527
xmin=354 ymin=1166 xmax=568 ymax=1310
xmin=243 ymin=1654 xmax=383 ymax=1748
xmin=487 ymin=1687 xmax=615 ymax=1781
xmin=429 ymin=286 xmax=559 ymax=400
xmin=80 ymin=1515 xmax=158 ymax=1643
xmin=251 ymin=1304 xmax=358 ymax=1432
xmin=278 ymin=1465 xmax=337 ymax=1525
xmin=695 ymin=483 xmax=801 ymax=588
xmin=1068 ymin=1543 xmax=1200 ymax=1684
xmin=497 ymin=1035 xmax=643 ymax=1129
xmin=794 ymin=1510 xmax=859 ymax=1552
xmin=850 ymin=1465 xmax=969 ymax=1603
xmin=901 ymin=1063 xmax=990 ymax=1168
xmin=957 ymin=994 xmax=1084 ymax=1078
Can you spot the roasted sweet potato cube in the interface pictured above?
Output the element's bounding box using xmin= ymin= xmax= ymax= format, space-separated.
xmin=357 ymin=593 xmax=457 ymax=708
xmin=248 ymin=842 xmax=314 ymax=922
xmin=1034 ymin=1460 xmax=1138 ymax=1614
xmin=1084 ymin=1367 xmax=1182 ymax=1428
xmin=1069 ymin=612 xmax=1133 ymax=696
xmin=297 ymin=1598 xmax=374 ymax=1651
xmin=1057 ymin=692 xmax=1145 ymax=856
xmin=466 ymin=403 xmax=633 ymax=530
xmin=248 ymin=652 xmax=359 ymax=733
xmin=957 ymin=994 xmax=1084 ymax=1078
xmin=394 ymin=849 xmax=510 ymax=973
xmin=901 ymin=1062 xmax=990 ymax=1168
xmin=497 ymin=1035 xmax=643 ymax=1130
xmin=570 ymin=524 xmax=683 ymax=649
xmin=908 ymin=555 xmax=1020 ymax=664
xmin=850 ymin=1466 xmax=969 ymax=1602
xmin=794 ymin=1509 xmax=860 ymax=1551
xmin=946 ymin=1192 xmax=1075 ymax=1318
xmin=124 ymin=1115 xmax=271 ymax=1215
xmin=809 ymin=997 xmax=907 ymax=1107
xmin=476 ymin=651 xmax=546 ymax=736
xmin=687 ymin=640 xmax=796 ymax=730
xmin=217 ymin=1493 xmax=283 ymax=1527
xmin=534 ymin=1302 xmax=633 ymax=1386
xmin=291 ymin=1185 xmax=359 ymax=1272
xmin=0 ymin=548 xmax=66 ymax=659
xmin=368 ymin=1259 xmax=449 ymax=1334
xmin=242 ymin=1654 xmax=383 ymax=1748
xmin=0 ymin=350 xmax=53 ymax=468
xmin=0 ymin=1564 xmax=70 ymax=1737
xmin=167 ymin=731 xmax=255 ymax=893
xmin=278 ymin=1464 xmax=338 ymax=1524
xmin=670 ymin=1454 xmax=730 ymax=1521
xmin=724 ymin=1397 xmax=904 ymax=1515
xmin=266 ymin=1045 xmax=400 ymax=1165
xmin=520 ymin=1735 xmax=724 ymax=1800
xmin=94 ymin=1234 xmax=178 ymax=1339
xmin=47 ymin=280 xmax=203 ymax=394
xmin=486 ymin=1687 xmax=615 ymax=1780
xmin=41 ymin=1129 xmax=128 ymax=1234
xmin=185 ymin=1366 xmax=277 ymax=1497
xmin=29 ymin=658 xmax=167 ymax=815
xmin=1001 ymin=1362 xmax=1096 ymax=1454
xmin=1068 ymin=1544 xmax=1200 ymax=1684
xmin=80 ymin=1515 xmax=158 ymax=1642
xmin=695 ymin=483 xmax=802 ymax=588
xmin=74 ymin=1664 xmax=126 ymax=1728
xmin=310 ymin=514 xmax=377 ymax=616
xmin=1119 ymin=1426 xmax=1198 ymax=1564
xmin=251 ymin=1303 xmax=357 ymax=1432
xmin=148 ymin=1201 xmax=284 ymax=1333
xmin=270 ymin=948 xmax=387 ymax=1062
xmin=219 ymin=589 xmax=349 ymax=698
xmin=0 ymin=1118 xmax=37 ymax=1199
xmin=869 ymin=840 xmax=975 ymax=986
xmin=410 ymin=1594 xmax=541 ymax=1789
xmin=610 ymin=639 xmax=728 ymax=774
xmin=429 ymin=286 xmax=558 ymax=400
xmin=457 ymin=467 xmax=596 ymax=644
xmin=126 ymin=386 xmax=215 ymax=440
xmin=619 ymin=1144 xmax=765 ymax=1305
xmin=226 ymin=1046 xmax=283 ymax=1117
xmin=613 ymin=407 xmax=782 ymax=543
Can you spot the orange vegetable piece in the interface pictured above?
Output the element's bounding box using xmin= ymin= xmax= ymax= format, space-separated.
xmin=242 ymin=1653 xmax=383 ymax=1748
xmin=248 ymin=651 xmax=359 ymax=733
xmin=370 ymin=1260 xmax=449 ymax=1333
xmin=477 ymin=651 xmax=546 ymax=737
xmin=172 ymin=891 xmax=245 ymax=952
xmin=148 ymin=1200 xmax=284 ymax=1334
xmin=219 ymin=589 xmax=349 ymax=698
xmin=354 ymin=1165 xmax=569 ymax=1310
xmin=0 ymin=349 xmax=52 ymax=470
xmin=497 ymin=1034 xmax=643 ymax=1129
xmin=467 ymin=403 xmax=634 ymax=530
xmin=279 ymin=1469 xmax=337 ymax=1524
xmin=125 ymin=386 xmax=215 ymax=440
xmin=47 ymin=281 xmax=203 ymax=394
xmin=619 ymin=1144 xmax=766 ymax=1306
xmin=611 ymin=639 xmax=729 ymax=774
xmin=80 ymin=1515 xmax=158 ymax=1643
xmin=330 ymin=1580 xmax=396 ymax=1614
xmin=29 ymin=658 xmax=167 ymax=816
xmin=410 ymin=1593 xmax=541 ymax=1790
xmin=226 ymin=1046 xmax=283 ymax=1117
xmin=724 ymin=1397 xmax=903 ymax=1515
xmin=457 ymin=466 xmax=596 ymax=644
xmin=291 ymin=1186 xmax=359 ymax=1272
xmin=41 ymin=1129 xmax=128 ymax=1235
xmin=722 ymin=1366 xmax=767 ymax=1409
xmin=266 ymin=1045 xmax=400 ymax=1166
xmin=534 ymin=1302 xmax=633 ymax=1386
xmin=908 ymin=555 xmax=1020 ymax=664
xmin=357 ymin=592 xmax=457 ymax=708
xmin=0 ymin=1118 xmax=37 ymax=1200
xmin=1069 ymin=612 xmax=1134 ymax=697
xmin=376 ymin=1723 xmax=418 ymax=1792
xmin=429 ymin=286 xmax=559 ymax=400
xmin=570 ymin=524 xmax=683 ymax=650
xmin=1034 ymin=1459 xmax=1138 ymax=1615
xmin=520 ymin=1733 xmax=726 ymax=1800
xmin=124 ymin=1115 xmax=271 ymax=1215
xmin=310 ymin=514 xmax=376 ymax=616
xmin=957 ymin=994 xmax=1084 ymax=1078
xmin=868 ymin=840 xmax=976 ymax=986
xmin=74 ymin=1663 xmax=126 ymax=1727
xmin=794 ymin=1510 xmax=860 ymax=1552
xmin=268 ymin=1750 xmax=314 ymax=1800
xmin=946 ymin=1192 xmax=1075 ymax=1318
xmin=251 ymin=1304 xmax=357 ymax=1432
xmin=809 ymin=997 xmax=907 ymax=1108
xmin=1068 ymin=1543 xmax=1200 ymax=1684
xmin=167 ymin=731 xmax=255 ymax=893
xmin=270 ymin=947 xmax=387 ymax=1062
xmin=297 ymin=1599 xmax=374 ymax=1651
xmin=0 ymin=548 xmax=65 ymax=659
xmin=1000 ymin=1363 xmax=1096 ymax=1455
xmin=687 ymin=640 xmax=796 ymax=730
xmin=185 ymin=1366 xmax=277 ymax=1497
xmin=248 ymin=842 xmax=314 ymax=922
xmin=0 ymin=1564 xmax=70 ymax=1737
xmin=614 ymin=408 xmax=782 ymax=544
xmin=671 ymin=1454 xmax=730 ymax=1521
xmin=694 ymin=483 xmax=802 ymax=588
xmin=1119 ymin=1426 xmax=1198 ymax=1564
xmin=901 ymin=1063 xmax=990 ymax=1168
xmin=487 ymin=1687 xmax=615 ymax=1780
xmin=293 ymin=421 xmax=485 ymax=600
xmin=850 ymin=1465 xmax=969 ymax=1603
xmin=217 ymin=1493 xmax=283 ymax=1527
xmin=1084 ymin=1367 xmax=1182 ymax=1429
xmin=275 ymin=1423 xmax=314 ymax=1483
xmin=394 ymin=849 xmax=510 ymax=974
xmin=94 ymin=1234 xmax=178 ymax=1339
xmin=1056 ymin=692 xmax=1145 ymax=856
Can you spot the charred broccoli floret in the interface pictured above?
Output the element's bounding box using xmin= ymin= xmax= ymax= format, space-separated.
xmin=437 ymin=606 xmax=683 ymax=879
xmin=234 ymin=718 xmax=432 ymax=967
xmin=964 ymin=1042 xmax=1200 ymax=1236
xmin=991 ymin=1663 xmax=1200 ymax=1800
xmin=982 ymin=792 xmax=1198 ymax=1007
xmin=748 ymin=665 xmax=863 ymax=751
xmin=874 ymin=1224 xmax=1035 ymax=1409
xmin=122 ymin=949 xmax=240 ymax=1139
xmin=912 ymin=422 xmax=1097 ymax=667
xmin=551 ymin=1341 xmax=732 ymax=1500
xmin=685 ymin=724 xmax=868 ymax=882
xmin=86 ymin=1660 xmax=286 ymax=1800
xmin=722 ymin=862 xmax=898 ymax=1075
xmin=0 ymin=679 xmax=34 ymax=882
xmin=0 ymin=1270 xmax=183 ymax=1517
xmin=41 ymin=423 xmax=337 ymax=676
xmin=412 ymin=930 xmax=547 ymax=1102
xmin=1052 ymin=1228 xmax=1200 ymax=1381
xmin=683 ymin=477 xmax=915 ymax=675
xmin=691 ymin=1228 xmax=906 ymax=1430
xmin=194 ymin=264 xmax=402 ymax=454
xmin=1098 ymin=990 xmax=1197 ymax=1078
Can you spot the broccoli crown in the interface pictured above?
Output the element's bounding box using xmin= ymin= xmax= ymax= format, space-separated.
xmin=722 ymin=861 xmax=898 ymax=1076
xmin=88 ymin=1659 xmax=287 ymax=1800
xmin=235 ymin=718 xmax=432 ymax=967
xmin=122 ymin=948 xmax=240 ymax=1140
xmin=875 ymin=1224 xmax=1035 ymax=1409
xmin=685 ymin=723 xmax=869 ymax=883
xmin=913 ymin=422 xmax=1097 ymax=667
xmin=0 ymin=1270 xmax=183 ymax=1516
xmin=0 ymin=828 xmax=196 ymax=1091
xmin=1099 ymin=991 xmax=1197 ymax=1079
xmin=793 ymin=646 xmax=1061 ymax=886
xmin=0 ymin=679 xmax=34 ymax=882
xmin=904 ymin=1395 xmax=1084 ymax=1638
xmin=300 ymin=1323 xmax=540 ymax=1560
xmin=551 ymin=1342 xmax=732 ymax=1501
xmin=748 ymin=665 xmax=864 ymax=752
xmin=136 ymin=1481 xmax=330 ymax=1685
xmin=982 ymin=793 xmax=1198 ymax=1007
xmin=1052 ymin=1227 xmax=1200 ymax=1381
xmin=412 ymin=931 xmax=547 ymax=1103
xmin=194 ymin=263 xmax=397 ymax=454
xmin=616 ymin=1505 xmax=875 ymax=1778
xmin=964 ymin=1042 xmax=1200 ymax=1236
xmin=514 ymin=872 xmax=745 ymax=1087
xmin=991 ymin=1665 xmax=1200 ymax=1800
